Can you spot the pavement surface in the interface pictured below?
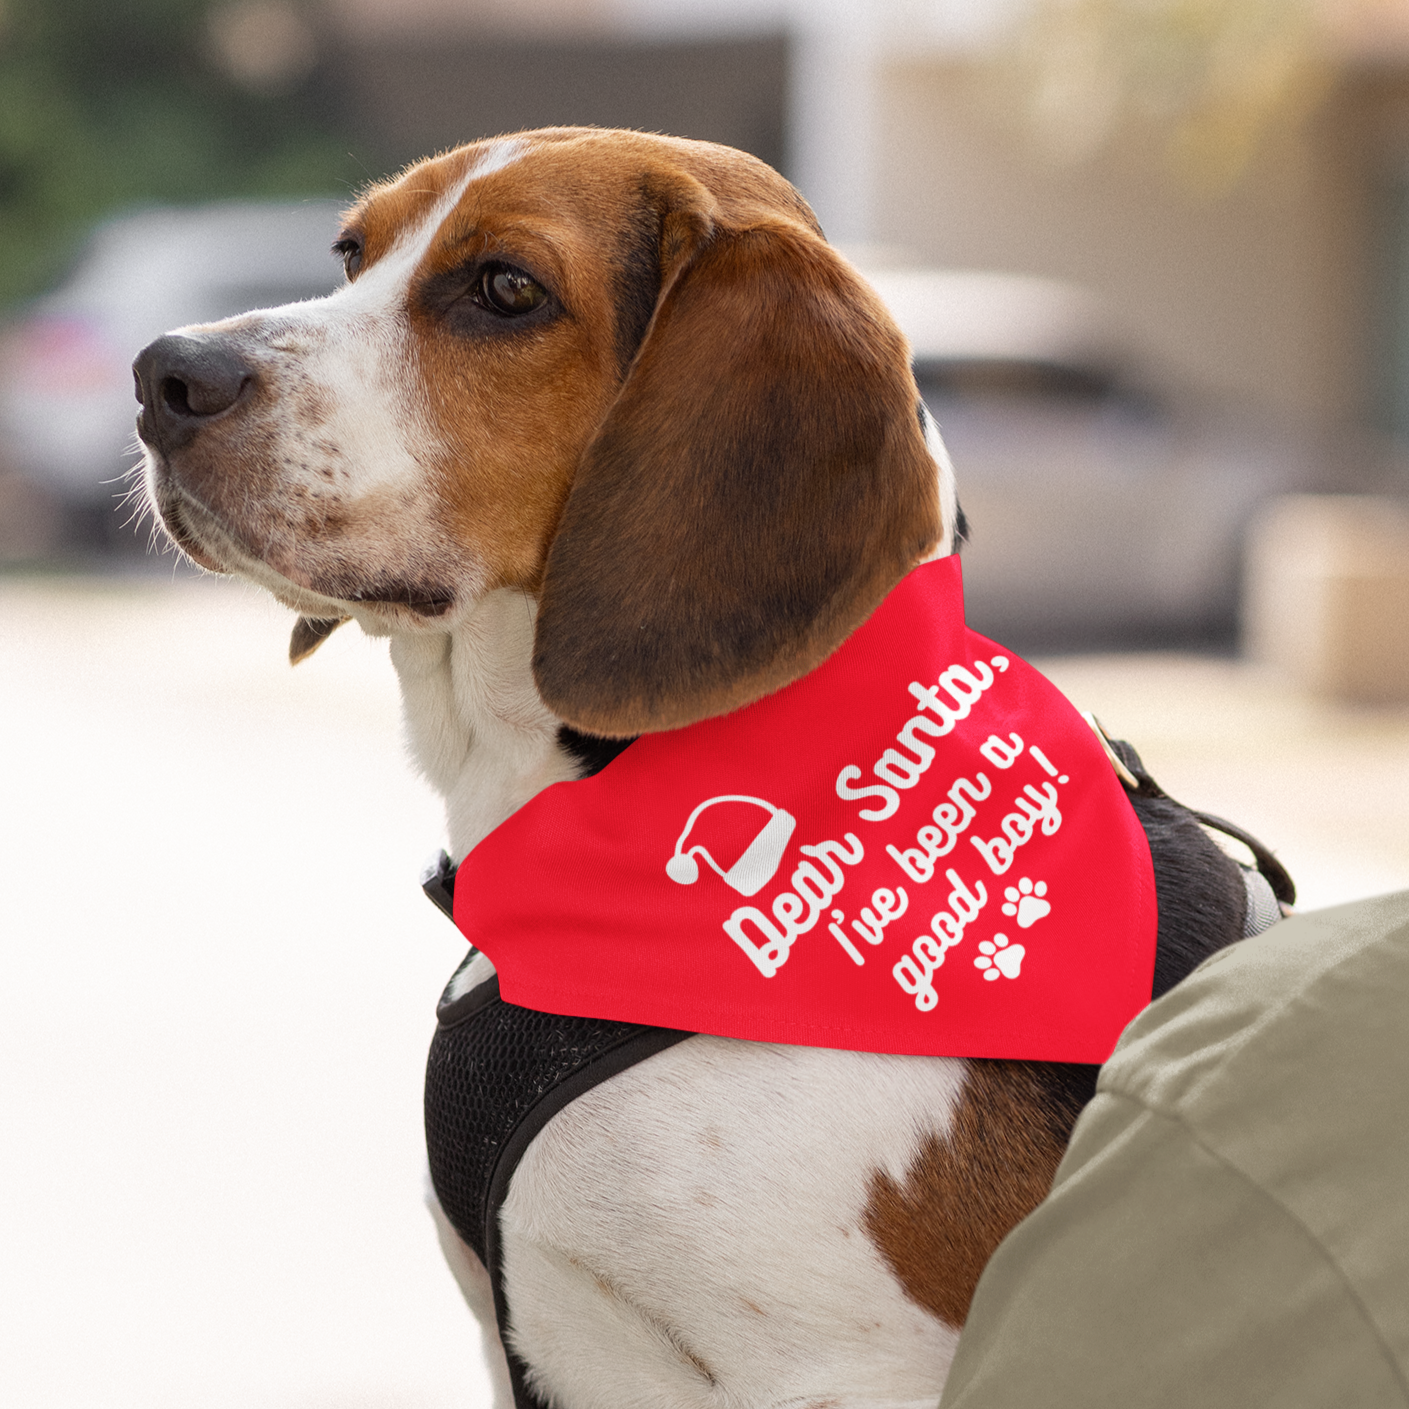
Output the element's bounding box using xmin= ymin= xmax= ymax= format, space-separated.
xmin=3 ymin=572 xmax=1407 ymax=1409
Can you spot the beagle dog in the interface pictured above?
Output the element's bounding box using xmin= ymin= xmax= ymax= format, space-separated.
xmin=135 ymin=128 xmax=1260 ymax=1408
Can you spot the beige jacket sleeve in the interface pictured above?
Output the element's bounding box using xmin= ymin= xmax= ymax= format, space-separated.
xmin=938 ymin=889 xmax=1409 ymax=1409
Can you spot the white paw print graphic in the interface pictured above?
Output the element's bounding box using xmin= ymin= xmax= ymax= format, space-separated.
xmin=1002 ymin=877 xmax=1051 ymax=929
xmin=975 ymin=933 xmax=1025 ymax=981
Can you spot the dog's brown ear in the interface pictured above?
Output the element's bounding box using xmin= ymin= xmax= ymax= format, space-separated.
xmin=289 ymin=614 xmax=349 ymax=665
xmin=533 ymin=211 xmax=941 ymax=737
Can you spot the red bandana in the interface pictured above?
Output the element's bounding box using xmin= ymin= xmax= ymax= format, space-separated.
xmin=454 ymin=557 xmax=1157 ymax=1062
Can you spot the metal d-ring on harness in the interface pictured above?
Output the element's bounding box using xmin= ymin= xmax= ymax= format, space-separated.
xmin=416 ymin=727 xmax=1294 ymax=1409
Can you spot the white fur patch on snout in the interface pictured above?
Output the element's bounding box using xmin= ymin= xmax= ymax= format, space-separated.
xmin=147 ymin=170 xmax=495 ymax=612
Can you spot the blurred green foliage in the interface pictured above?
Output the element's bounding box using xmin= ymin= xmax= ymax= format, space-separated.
xmin=0 ymin=0 xmax=356 ymax=307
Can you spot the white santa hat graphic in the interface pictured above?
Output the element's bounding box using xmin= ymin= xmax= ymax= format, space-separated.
xmin=665 ymin=795 xmax=797 ymax=897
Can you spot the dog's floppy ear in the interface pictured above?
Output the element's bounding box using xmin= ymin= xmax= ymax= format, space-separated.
xmin=533 ymin=197 xmax=941 ymax=737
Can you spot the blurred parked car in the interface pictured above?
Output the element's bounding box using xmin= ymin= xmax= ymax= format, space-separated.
xmin=0 ymin=200 xmax=344 ymax=551
xmin=863 ymin=268 xmax=1323 ymax=649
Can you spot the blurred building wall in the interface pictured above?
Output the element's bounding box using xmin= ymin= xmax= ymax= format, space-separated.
xmin=1355 ymin=68 xmax=1409 ymax=442
xmin=870 ymin=56 xmax=1374 ymax=428
xmin=328 ymin=31 xmax=788 ymax=176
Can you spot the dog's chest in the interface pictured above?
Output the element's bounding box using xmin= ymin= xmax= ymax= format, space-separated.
xmin=496 ymin=1035 xmax=966 ymax=1409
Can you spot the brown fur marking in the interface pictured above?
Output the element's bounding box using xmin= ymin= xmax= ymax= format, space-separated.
xmin=863 ymin=1060 xmax=1086 ymax=1329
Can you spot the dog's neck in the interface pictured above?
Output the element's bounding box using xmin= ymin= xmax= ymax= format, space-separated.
xmin=386 ymin=424 xmax=957 ymax=865
xmin=388 ymin=588 xmax=579 ymax=864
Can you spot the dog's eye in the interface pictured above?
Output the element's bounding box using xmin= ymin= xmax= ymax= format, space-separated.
xmin=333 ymin=235 xmax=363 ymax=279
xmin=477 ymin=264 xmax=547 ymax=316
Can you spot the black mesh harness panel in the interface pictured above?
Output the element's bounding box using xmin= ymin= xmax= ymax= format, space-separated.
xmin=424 ymin=945 xmax=690 ymax=1409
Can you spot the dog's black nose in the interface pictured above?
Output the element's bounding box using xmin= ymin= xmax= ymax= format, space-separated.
xmin=133 ymin=334 xmax=254 ymax=451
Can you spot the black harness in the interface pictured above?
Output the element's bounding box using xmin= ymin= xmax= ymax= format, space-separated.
xmin=421 ymin=852 xmax=689 ymax=1409
xmin=417 ymin=734 xmax=1294 ymax=1409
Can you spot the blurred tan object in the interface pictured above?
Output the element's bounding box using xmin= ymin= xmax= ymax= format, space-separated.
xmin=0 ymin=471 xmax=61 ymax=562
xmin=1244 ymin=494 xmax=1409 ymax=703
xmin=1321 ymin=0 xmax=1409 ymax=62
xmin=207 ymin=1 xmax=319 ymax=91
xmin=996 ymin=0 xmax=1333 ymax=193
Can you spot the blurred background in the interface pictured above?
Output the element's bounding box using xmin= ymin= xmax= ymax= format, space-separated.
xmin=2 ymin=2 xmax=1409 ymax=1406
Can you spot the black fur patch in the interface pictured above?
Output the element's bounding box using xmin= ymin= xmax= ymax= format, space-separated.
xmin=557 ymin=725 xmax=637 ymax=777
xmin=611 ymin=189 xmax=664 ymax=378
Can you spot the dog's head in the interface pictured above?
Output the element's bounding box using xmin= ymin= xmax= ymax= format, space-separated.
xmin=136 ymin=128 xmax=950 ymax=736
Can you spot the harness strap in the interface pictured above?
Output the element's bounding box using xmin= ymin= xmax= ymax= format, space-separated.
xmin=423 ymin=947 xmax=689 ymax=1409
xmin=1083 ymin=714 xmax=1297 ymax=907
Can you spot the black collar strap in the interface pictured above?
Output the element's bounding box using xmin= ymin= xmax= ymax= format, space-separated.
xmin=421 ymin=849 xmax=459 ymax=923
